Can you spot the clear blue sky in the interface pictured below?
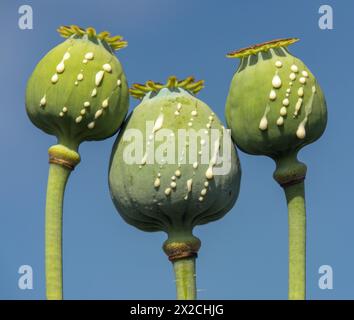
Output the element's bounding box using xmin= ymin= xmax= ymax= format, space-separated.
xmin=0 ymin=0 xmax=352 ymax=299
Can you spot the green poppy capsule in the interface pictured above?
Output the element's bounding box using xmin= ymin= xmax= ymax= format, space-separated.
xmin=109 ymin=76 xmax=241 ymax=299
xmin=225 ymin=38 xmax=327 ymax=169
xmin=26 ymin=25 xmax=129 ymax=151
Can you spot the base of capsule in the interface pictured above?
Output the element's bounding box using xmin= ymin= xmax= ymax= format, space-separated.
xmin=163 ymin=234 xmax=201 ymax=262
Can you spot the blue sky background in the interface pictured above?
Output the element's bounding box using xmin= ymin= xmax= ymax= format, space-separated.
xmin=0 ymin=0 xmax=352 ymax=299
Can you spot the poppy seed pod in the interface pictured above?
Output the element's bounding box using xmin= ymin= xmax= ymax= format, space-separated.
xmin=225 ymin=38 xmax=328 ymax=300
xmin=225 ymin=38 xmax=327 ymax=163
xmin=26 ymin=25 xmax=129 ymax=151
xmin=109 ymin=76 xmax=241 ymax=299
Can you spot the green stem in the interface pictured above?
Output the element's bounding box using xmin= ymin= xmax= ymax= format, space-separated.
xmin=173 ymin=257 xmax=197 ymax=300
xmin=284 ymin=181 xmax=306 ymax=300
xmin=273 ymin=152 xmax=307 ymax=300
xmin=45 ymin=163 xmax=71 ymax=300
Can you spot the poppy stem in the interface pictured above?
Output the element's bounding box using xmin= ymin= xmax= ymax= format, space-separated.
xmin=45 ymin=163 xmax=70 ymax=299
xmin=173 ymin=257 xmax=197 ymax=300
xmin=273 ymin=153 xmax=307 ymax=300
xmin=284 ymin=181 xmax=306 ymax=300
xmin=45 ymin=144 xmax=80 ymax=300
